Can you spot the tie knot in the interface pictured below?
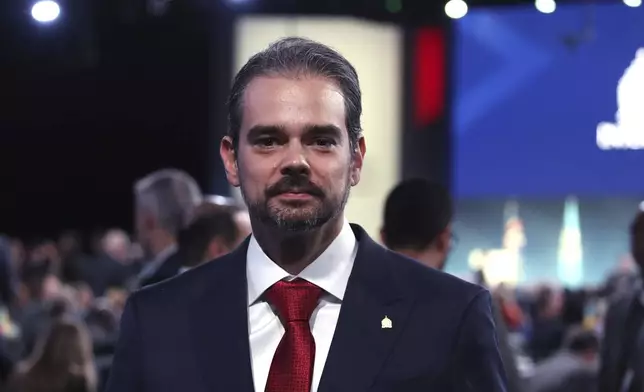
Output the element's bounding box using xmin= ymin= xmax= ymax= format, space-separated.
xmin=265 ymin=279 xmax=322 ymax=323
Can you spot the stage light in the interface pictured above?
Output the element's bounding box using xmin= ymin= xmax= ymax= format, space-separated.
xmin=624 ymin=0 xmax=642 ymax=7
xmin=445 ymin=0 xmax=468 ymax=19
xmin=535 ymin=0 xmax=556 ymax=13
xmin=31 ymin=0 xmax=60 ymax=23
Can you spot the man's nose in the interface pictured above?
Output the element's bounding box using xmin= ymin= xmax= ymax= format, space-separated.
xmin=279 ymin=143 xmax=310 ymax=176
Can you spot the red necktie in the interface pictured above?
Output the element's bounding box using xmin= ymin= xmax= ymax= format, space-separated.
xmin=264 ymin=279 xmax=322 ymax=392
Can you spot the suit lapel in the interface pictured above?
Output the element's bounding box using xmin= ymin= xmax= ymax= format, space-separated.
xmin=318 ymin=225 xmax=415 ymax=392
xmin=190 ymin=240 xmax=255 ymax=392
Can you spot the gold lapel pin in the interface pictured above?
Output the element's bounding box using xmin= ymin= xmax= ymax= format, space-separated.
xmin=381 ymin=316 xmax=392 ymax=329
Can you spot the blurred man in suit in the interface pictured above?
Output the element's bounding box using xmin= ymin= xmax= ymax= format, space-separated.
xmin=107 ymin=37 xmax=507 ymax=392
xmin=600 ymin=209 xmax=644 ymax=392
xmin=381 ymin=178 xmax=523 ymax=392
xmin=133 ymin=168 xmax=202 ymax=287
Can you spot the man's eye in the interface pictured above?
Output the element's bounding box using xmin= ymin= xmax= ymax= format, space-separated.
xmin=256 ymin=138 xmax=277 ymax=147
xmin=314 ymin=138 xmax=335 ymax=147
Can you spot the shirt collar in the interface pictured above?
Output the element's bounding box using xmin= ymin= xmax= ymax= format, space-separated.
xmin=246 ymin=220 xmax=357 ymax=306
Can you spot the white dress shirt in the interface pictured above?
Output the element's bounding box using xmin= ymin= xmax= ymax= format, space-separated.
xmin=246 ymin=220 xmax=358 ymax=392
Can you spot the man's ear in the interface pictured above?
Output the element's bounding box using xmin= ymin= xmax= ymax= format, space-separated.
xmin=435 ymin=227 xmax=452 ymax=253
xmin=220 ymin=136 xmax=239 ymax=187
xmin=350 ymin=136 xmax=366 ymax=186
xmin=142 ymin=211 xmax=157 ymax=232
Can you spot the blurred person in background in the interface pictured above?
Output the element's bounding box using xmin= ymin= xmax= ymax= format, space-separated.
xmin=195 ymin=195 xmax=251 ymax=239
xmin=177 ymin=209 xmax=241 ymax=273
xmin=380 ymin=178 xmax=453 ymax=270
xmin=527 ymin=327 xmax=599 ymax=392
xmin=201 ymin=194 xmax=237 ymax=210
xmin=8 ymin=318 xmax=97 ymax=392
xmin=133 ymin=168 xmax=202 ymax=287
xmin=9 ymin=240 xmax=25 ymax=275
xmin=192 ymin=194 xmax=252 ymax=244
xmin=494 ymin=284 xmax=525 ymax=332
xmin=381 ymin=178 xmax=523 ymax=392
xmin=57 ymin=231 xmax=88 ymax=284
xmin=80 ymin=230 xmax=132 ymax=297
xmin=21 ymin=240 xmax=58 ymax=283
xmin=0 ymin=236 xmax=18 ymax=311
xmin=18 ymin=274 xmax=65 ymax=358
xmin=599 ymin=209 xmax=644 ymax=392
xmin=0 ymin=236 xmax=20 ymax=388
xmin=71 ymin=283 xmax=94 ymax=316
xmin=601 ymin=254 xmax=639 ymax=301
xmin=528 ymin=284 xmax=566 ymax=363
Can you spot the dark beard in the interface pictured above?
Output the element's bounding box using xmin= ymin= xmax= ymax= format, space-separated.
xmin=241 ymin=174 xmax=351 ymax=233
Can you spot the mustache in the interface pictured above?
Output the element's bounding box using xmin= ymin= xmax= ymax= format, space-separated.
xmin=266 ymin=176 xmax=325 ymax=198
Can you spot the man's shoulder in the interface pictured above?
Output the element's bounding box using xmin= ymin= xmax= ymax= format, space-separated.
xmin=606 ymin=288 xmax=642 ymax=319
xmin=382 ymin=248 xmax=487 ymax=305
xmin=131 ymin=251 xmax=241 ymax=310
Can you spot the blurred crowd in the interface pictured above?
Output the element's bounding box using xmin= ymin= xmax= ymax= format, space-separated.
xmin=0 ymin=168 xmax=642 ymax=392
xmin=0 ymin=169 xmax=250 ymax=392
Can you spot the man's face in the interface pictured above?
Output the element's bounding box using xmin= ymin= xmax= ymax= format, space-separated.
xmin=220 ymin=76 xmax=365 ymax=232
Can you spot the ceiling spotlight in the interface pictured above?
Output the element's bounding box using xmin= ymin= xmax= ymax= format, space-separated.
xmin=445 ymin=0 xmax=468 ymax=19
xmin=535 ymin=0 xmax=556 ymax=13
xmin=31 ymin=0 xmax=61 ymax=23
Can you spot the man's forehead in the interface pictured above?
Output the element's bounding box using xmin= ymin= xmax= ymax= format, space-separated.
xmin=239 ymin=75 xmax=346 ymax=133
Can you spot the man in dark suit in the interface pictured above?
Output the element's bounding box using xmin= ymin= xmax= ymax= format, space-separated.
xmin=599 ymin=210 xmax=644 ymax=392
xmin=133 ymin=168 xmax=202 ymax=287
xmin=106 ymin=37 xmax=507 ymax=392
xmin=381 ymin=178 xmax=523 ymax=392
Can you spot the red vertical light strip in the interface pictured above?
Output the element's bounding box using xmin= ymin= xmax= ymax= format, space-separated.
xmin=414 ymin=27 xmax=445 ymax=128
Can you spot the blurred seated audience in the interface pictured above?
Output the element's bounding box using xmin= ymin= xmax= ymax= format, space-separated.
xmin=0 ymin=236 xmax=18 ymax=312
xmin=18 ymin=274 xmax=65 ymax=358
xmin=528 ymin=284 xmax=566 ymax=363
xmin=4 ymin=168 xmax=642 ymax=392
xmin=57 ymin=231 xmax=89 ymax=284
xmin=495 ymin=284 xmax=526 ymax=331
xmin=80 ymin=230 xmax=132 ymax=298
xmin=527 ymin=326 xmax=599 ymax=392
xmin=7 ymin=318 xmax=97 ymax=392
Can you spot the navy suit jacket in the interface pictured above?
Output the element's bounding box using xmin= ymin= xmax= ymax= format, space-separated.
xmin=105 ymin=224 xmax=508 ymax=392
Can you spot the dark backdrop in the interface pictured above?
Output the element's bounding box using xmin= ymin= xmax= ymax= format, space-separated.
xmin=0 ymin=0 xmax=233 ymax=238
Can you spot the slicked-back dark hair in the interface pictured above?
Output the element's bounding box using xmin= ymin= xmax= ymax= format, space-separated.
xmin=227 ymin=37 xmax=363 ymax=151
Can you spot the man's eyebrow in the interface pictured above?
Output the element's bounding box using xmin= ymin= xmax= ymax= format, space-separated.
xmin=245 ymin=125 xmax=285 ymax=140
xmin=245 ymin=124 xmax=344 ymax=141
xmin=303 ymin=124 xmax=343 ymax=137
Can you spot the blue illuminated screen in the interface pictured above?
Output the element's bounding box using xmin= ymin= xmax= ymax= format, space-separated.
xmin=454 ymin=5 xmax=644 ymax=198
